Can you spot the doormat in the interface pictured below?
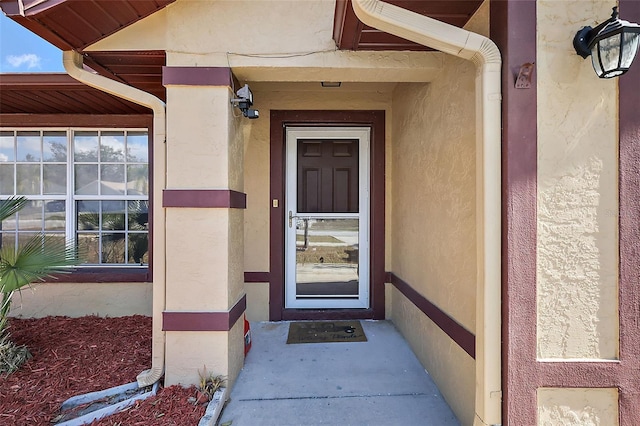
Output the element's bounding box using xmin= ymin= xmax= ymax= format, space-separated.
xmin=286 ymin=321 xmax=367 ymax=344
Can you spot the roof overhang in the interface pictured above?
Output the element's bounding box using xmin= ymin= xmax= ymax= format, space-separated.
xmin=0 ymin=73 xmax=151 ymax=114
xmin=0 ymin=0 xmax=175 ymax=51
xmin=1 ymin=0 xmax=482 ymax=114
xmin=334 ymin=0 xmax=484 ymax=50
xmin=0 ymin=0 xmax=171 ymax=102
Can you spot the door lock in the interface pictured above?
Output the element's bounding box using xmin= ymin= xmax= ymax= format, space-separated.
xmin=288 ymin=210 xmax=293 ymax=228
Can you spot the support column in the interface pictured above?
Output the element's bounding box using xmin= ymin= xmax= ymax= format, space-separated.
xmin=161 ymin=67 xmax=245 ymax=387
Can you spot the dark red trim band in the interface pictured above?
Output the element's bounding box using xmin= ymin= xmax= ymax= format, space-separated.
xmin=491 ymin=0 xmax=538 ymax=422
xmin=617 ymin=1 xmax=640 ymax=421
xmin=162 ymin=67 xmax=232 ymax=86
xmin=162 ymin=189 xmax=246 ymax=209
xmin=244 ymin=272 xmax=270 ymax=282
xmin=162 ymin=295 xmax=247 ymax=331
xmin=389 ymin=273 xmax=475 ymax=359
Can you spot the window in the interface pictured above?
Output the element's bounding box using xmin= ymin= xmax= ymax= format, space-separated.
xmin=0 ymin=129 xmax=149 ymax=268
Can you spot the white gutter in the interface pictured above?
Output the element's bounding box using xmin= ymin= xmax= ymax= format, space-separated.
xmin=63 ymin=50 xmax=167 ymax=388
xmin=351 ymin=2 xmax=502 ymax=425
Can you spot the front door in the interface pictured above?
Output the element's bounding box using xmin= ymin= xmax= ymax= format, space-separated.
xmin=285 ymin=127 xmax=370 ymax=309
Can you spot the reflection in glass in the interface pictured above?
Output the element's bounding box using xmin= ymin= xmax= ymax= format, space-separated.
xmin=128 ymin=200 xmax=148 ymax=230
xmin=77 ymin=200 xmax=99 ymax=230
xmin=75 ymin=164 xmax=98 ymax=194
xmin=128 ymin=234 xmax=148 ymax=265
xmin=43 ymin=164 xmax=67 ymax=195
xmin=0 ymin=200 xmax=17 ymax=231
xmin=0 ymin=131 xmax=14 ymax=162
xmin=127 ymin=132 xmax=148 ymax=163
xmin=102 ymin=233 xmax=125 ymax=264
xmin=44 ymin=201 xmax=65 ymax=231
xmin=101 ymin=200 xmax=125 ymax=231
xmin=44 ymin=233 xmax=66 ymax=249
xmin=74 ymin=131 xmax=99 ymax=162
xmin=17 ymin=131 xmax=41 ymax=162
xmin=101 ymin=132 xmax=125 ymax=162
xmin=295 ymin=218 xmax=359 ymax=298
xmin=16 ymin=164 xmax=40 ymax=195
xmin=100 ymin=164 xmax=125 ymax=194
xmin=18 ymin=201 xmax=43 ymax=231
xmin=0 ymin=164 xmax=14 ymax=195
xmin=43 ymin=132 xmax=67 ymax=162
xmin=77 ymin=233 xmax=99 ymax=264
xmin=0 ymin=232 xmax=16 ymax=252
xmin=127 ymin=164 xmax=148 ymax=195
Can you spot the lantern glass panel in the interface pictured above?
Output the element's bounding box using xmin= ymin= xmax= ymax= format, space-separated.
xmin=601 ymin=33 xmax=621 ymax=72
xmin=620 ymin=32 xmax=640 ymax=68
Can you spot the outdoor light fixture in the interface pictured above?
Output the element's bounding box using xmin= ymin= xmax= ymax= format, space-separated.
xmin=231 ymin=84 xmax=259 ymax=119
xmin=573 ymin=6 xmax=640 ymax=78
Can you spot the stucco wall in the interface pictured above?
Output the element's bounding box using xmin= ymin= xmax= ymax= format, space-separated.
xmin=537 ymin=388 xmax=618 ymax=426
xmin=390 ymin=76 xmax=476 ymax=426
xmin=536 ymin=0 xmax=619 ymax=361
xmin=164 ymin=85 xmax=245 ymax=310
xmin=8 ymin=282 xmax=152 ymax=318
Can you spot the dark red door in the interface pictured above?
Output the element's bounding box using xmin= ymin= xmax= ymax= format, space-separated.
xmin=297 ymin=139 xmax=359 ymax=214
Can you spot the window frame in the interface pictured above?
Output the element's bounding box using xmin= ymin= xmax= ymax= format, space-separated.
xmin=0 ymin=123 xmax=153 ymax=283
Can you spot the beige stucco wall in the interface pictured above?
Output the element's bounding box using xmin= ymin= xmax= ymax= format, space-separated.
xmin=536 ymin=0 xmax=619 ymax=360
xmin=165 ymin=316 xmax=244 ymax=387
xmin=8 ymin=282 xmax=152 ymax=318
xmin=390 ymin=79 xmax=476 ymax=332
xmin=392 ymin=288 xmax=475 ymax=425
xmin=165 ymin=85 xmax=245 ymax=310
xmin=162 ymin=82 xmax=245 ymax=384
xmin=390 ymin=75 xmax=476 ymax=425
xmin=537 ymin=388 xmax=618 ymax=426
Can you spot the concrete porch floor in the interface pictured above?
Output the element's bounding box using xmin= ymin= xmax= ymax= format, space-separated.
xmin=219 ymin=320 xmax=460 ymax=425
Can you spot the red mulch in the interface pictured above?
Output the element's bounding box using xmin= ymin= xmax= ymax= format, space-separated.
xmin=0 ymin=316 xmax=207 ymax=426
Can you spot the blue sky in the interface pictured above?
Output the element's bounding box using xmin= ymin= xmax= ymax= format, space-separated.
xmin=0 ymin=12 xmax=64 ymax=72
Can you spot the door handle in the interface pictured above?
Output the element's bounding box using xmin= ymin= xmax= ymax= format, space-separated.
xmin=289 ymin=210 xmax=293 ymax=228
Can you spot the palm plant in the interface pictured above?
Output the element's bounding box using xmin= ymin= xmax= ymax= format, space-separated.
xmin=0 ymin=196 xmax=79 ymax=374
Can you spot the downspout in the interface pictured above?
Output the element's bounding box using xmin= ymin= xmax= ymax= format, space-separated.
xmin=351 ymin=2 xmax=502 ymax=426
xmin=63 ymin=51 xmax=167 ymax=388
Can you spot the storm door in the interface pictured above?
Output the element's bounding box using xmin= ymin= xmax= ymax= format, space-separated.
xmin=285 ymin=127 xmax=370 ymax=309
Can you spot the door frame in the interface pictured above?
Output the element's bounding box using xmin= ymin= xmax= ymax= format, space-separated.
xmin=269 ymin=110 xmax=385 ymax=321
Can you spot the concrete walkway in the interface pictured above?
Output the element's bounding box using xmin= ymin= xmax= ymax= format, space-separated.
xmin=219 ymin=320 xmax=460 ymax=426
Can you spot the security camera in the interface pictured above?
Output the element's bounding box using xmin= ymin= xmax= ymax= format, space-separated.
xmin=243 ymin=109 xmax=259 ymax=119
xmin=231 ymin=84 xmax=260 ymax=119
xmin=236 ymin=84 xmax=253 ymax=104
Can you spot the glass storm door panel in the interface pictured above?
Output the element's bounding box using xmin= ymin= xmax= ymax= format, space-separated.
xmin=285 ymin=127 xmax=370 ymax=309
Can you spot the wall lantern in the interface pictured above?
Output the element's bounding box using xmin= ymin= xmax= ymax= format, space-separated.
xmin=573 ymin=6 xmax=640 ymax=78
xmin=231 ymin=84 xmax=259 ymax=119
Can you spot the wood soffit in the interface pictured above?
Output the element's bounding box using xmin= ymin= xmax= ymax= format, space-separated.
xmin=0 ymin=73 xmax=152 ymax=114
xmin=1 ymin=0 xmax=480 ymax=115
xmin=334 ymin=0 xmax=484 ymax=51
